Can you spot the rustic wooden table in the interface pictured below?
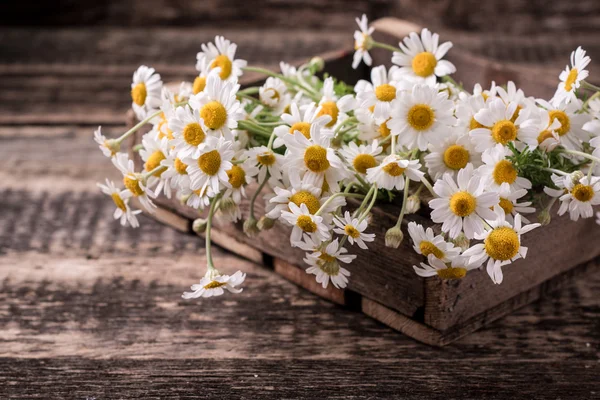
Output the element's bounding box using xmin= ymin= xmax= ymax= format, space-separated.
xmin=0 ymin=27 xmax=599 ymax=399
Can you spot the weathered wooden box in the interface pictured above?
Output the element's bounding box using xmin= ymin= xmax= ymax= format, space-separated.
xmin=127 ymin=18 xmax=600 ymax=345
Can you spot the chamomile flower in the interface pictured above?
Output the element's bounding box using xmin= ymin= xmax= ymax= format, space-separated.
xmin=303 ymin=238 xmax=355 ymax=289
xmin=281 ymin=202 xmax=331 ymax=244
xmin=553 ymin=46 xmax=591 ymax=104
xmin=185 ymin=136 xmax=235 ymax=194
xmin=189 ymin=74 xmax=242 ymax=138
xmin=160 ymin=153 xmax=191 ymax=192
xmin=280 ymin=61 xmax=297 ymax=78
xmin=169 ymin=105 xmax=209 ymax=159
xmin=425 ymin=133 xmax=481 ymax=180
xmin=429 ymin=164 xmax=499 ymax=239
xmin=111 ymin=153 xmax=156 ymax=213
xmin=413 ymin=254 xmax=477 ymax=280
xmin=388 ymin=83 xmax=455 ymax=151
xmin=192 ymin=57 xmax=210 ymax=95
xmin=463 ymin=207 xmax=540 ymax=284
xmin=522 ymin=107 xmax=562 ymax=152
xmin=455 ymin=91 xmax=489 ymax=135
xmin=392 ymin=28 xmax=456 ymax=86
xmin=272 ymin=102 xmax=331 ymax=148
xmin=352 ymin=14 xmax=375 ymax=69
xmin=223 ymin=160 xmax=258 ymax=204
xmin=407 ymin=222 xmax=461 ymax=262
xmin=495 ymin=183 xmax=535 ymax=223
xmin=139 ymin=134 xmax=171 ymax=197
xmin=97 ymin=179 xmax=142 ymax=228
xmin=317 ymin=77 xmax=356 ymax=129
xmin=93 ymin=126 xmax=118 ymax=158
xmin=244 ymin=145 xmax=284 ymax=183
xmin=339 ymin=140 xmax=383 ymax=175
xmin=196 ymin=36 xmax=247 ymax=82
xmin=333 ymin=211 xmax=375 ymax=249
xmin=544 ymin=173 xmax=600 ymax=221
xmin=536 ymin=98 xmax=590 ymax=151
xmin=131 ymin=65 xmax=163 ymax=120
xmin=181 ymin=185 xmax=213 ymax=210
xmin=366 ymin=155 xmax=424 ymax=190
xmin=356 ymin=65 xmax=400 ymax=121
xmin=495 ymin=81 xmax=528 ymax=108
xmin=182 ymin=269 xmax=246 ymax=299
xmin=355 ymin=107 xmax=392 ymax=142
xmin=586 ymin=121 xmax=600 ymax=158
xmin=259 ymin=77 xmax=291 ymax=115
xmin=477 ymin=144 xmax=532 ymax=192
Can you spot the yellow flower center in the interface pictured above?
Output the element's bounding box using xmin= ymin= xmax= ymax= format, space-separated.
xmin=537 ymin=130 xmax=554 ymax=144
xmin=571 ymin=184 xmax=595 ymax=202
xmin=200 ymin=101 xmax=227 ymax=130
xmin=198 ymin=149 xmax=222 ymax=176
xmin=411 ymin=51 xmax=437 ymax=77
xmin=256 ymin=151 xmax=276 ymax=166
xmin=491 ymin=120 xmax=517 ymax=145
xmin=498 ymin=197 xmax=514 ymax=215
xmin=145 ymin=150 xmax=166 ymax=177
xmin=263 ymin=88 xmax=280 ymax=102
xmin=344 ymin=225 xmax=361 ymax=239
xmin=375 ymin=84 xmax=396 ymax=102
xmin=183 ymin=122 xmax=206 ymax=146
xmin=210 ymin=54 xmax=233 ymax=80
xmin=226 ymin=165 xmax=246 ymax=189
xmin=296 ymin=215 xmax=317 ymax=233
xmin=131 ymin=83 xmax=147 ymax=106
xmin=379 ymin=118 xmax=392 ymax=138
xmin=318 ymin=254 xmax=340 ymax=275
xmin=353 ymin=154 xmax=377 ymax=174
xmin=289 ymin=190 xmax=321 ymax=215
xmin=174 ymin=158 xmax=188 ymax=175
xmin=382 ymin=162 xmax=405 ymax=177
xmin=470 ymin=117 xmax=486 ymax=130
xmin=317 ymin=101 xmax=340 ymax=128
xmin=565 ymin=68 xmax=578 ymax=92
xmin=204 ymin=280 xmax=227 ymax=289
xmin=407 ymin=104 xmax=435 ymax=131
xmin=289 ymin=122 xmax=312 ymax=139
xmin=193 ymin=76 xmax=207 ymax=94
xmin=484 ymin=226 xmax=519 ymax=261
xmin=436 ymin=267 xmax=467 ymax=280
xmin=111 ymin=193 xmax=127 ymax=211
xmin=123 ymin=175 xmax=144 ymax=196
xmin=368 ymin=105 xmax=375 ymax=113
xmin=419 ymin=241 xmax=444 ymax=259
xmin=449 ymin=191 xmax=477 ymax=217
xmin=303 ymin=145 xmax=330 ymax=173
xmin=443 ymin=145 xmax=470 ymax=170
xmin=157 ymin=116 xmax=174 ymax=141
xmin=493 ymin=160 xmax=517 ymax=185
xmin=548 ymin=110 xmax=570 ymax=136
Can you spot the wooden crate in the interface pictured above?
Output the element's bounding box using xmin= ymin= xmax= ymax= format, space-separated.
xmin=126 ymin=18 xmax=600 ymax=345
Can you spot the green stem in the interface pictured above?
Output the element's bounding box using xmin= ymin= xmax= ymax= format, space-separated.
xmin=238 ymin=87 xmax=260 ymax=95
xmin=393 ymin=177 xmax=410 ymax=229
xmin=132 ymin=144 xmax=144 ymax=152
xmin=205 ymin=194 xmax=222 ymax=270
xmin=359 ymin=184 xmax=378 ymax=222
xmin=249 ymin=171 xmax=270 ymax=219
xmin=561 ymin=149 xmax=600 ymax=164
xmin=117 ymin=109 xmax=163 ymax=144
xmin=544 ymin=167 xmax=569 ymax=176
xmin=315 ymin=192 xmax=365 ymax=216
xmin=142 ymin=165 xmax=167 ymax=179
xmin=582 ymin=80 xmax=600 ymax=92
xmin=237 ymin=120 xmax=272 ymax=138
xmin=372 ymin=41 xmax=402 ymax=53
xmin=420 ymin=177 xmax=435 ymax=197
xmin=242 ymin=66 xmax=320 ymax=102
xmin=582 ymin=91 xmax=600 ymax=110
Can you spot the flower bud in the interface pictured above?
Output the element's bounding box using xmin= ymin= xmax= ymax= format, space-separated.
xmin=105 ymin=138 xmax=121 ymax=154
xmin=450 ymin=233 xmax=470 ymax=252
xmin=405 ymin=195 xmax=421 ymax=214
xmin=257 ymin=216 xmax=276 ymax=231
xmin=537 ymin=209 xmax=552 ymax=226
xmin=192 ymin=218 xmax=207 ymax=234
xmin=309 ymin=57 xmax=325 ymax=73
xmin=243 ymin=217 xmax=260 ymax=237
xmin=218 ymin=198 xmax=242 ymax=222
xmin=571 ymin=171 xmax=584 ymax=185
xmin=385 ymin=226 xmax=404 ymax=248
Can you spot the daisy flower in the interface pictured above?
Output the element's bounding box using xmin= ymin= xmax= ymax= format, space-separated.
xmin=586 ymin=121 xmax=600 ymax=159
xmin=495 ymin=182 xmax=535 ymax=223
xmin=392 ymin=28 xmax=456 ymax=86
xmin=463 ymin=207 xmax=540 ymax=284
xmin=366 ymin=155 xmax=424 ymax=191
xmin=429 ymin=163 xmax=499 ymax=239
xmin=139 ymin=134 xmax=171 ymax=197
xmin=169 ymin=105 xmax=209 ymax=159
xmin=160 ymin=153 xmax=191 ymax=192
xmin=536 ymin=98 xmax=590 ymax=151
xmin=185 ymin=136 xmax=235 ymax=194
xmin=280 ymin=61 xmax=297 ymax=78
xmin=244 ymin=145 xmax=284 ymax=183
xmin=477 ymin=144 xmax=532 ymax=192
xmin=425 ymin=133 xmax=481 ymax=180
xmin=131 ymin=65 xmax=163 ymax=120
xmin=317 ymin=77 xmax=356 ymax=129
xmin=272 ymin=102 xmax=331 ymax=148
xmin=93 ymin=126 xmax=118 ymax=158
xmin=388 ymin=83 xmax=455 ymax=151
xmin=413 ymin=254 xmax=477 ymax=280
xmin=470 ymin=98 xmax=537 ymax=151
xmin=281 ymin=202 xmax=331 ymax=244
xmin=521 ymin=107 xmax=562 ymax=152
xmin=455 ymin=91 xmax=489 ymax=135
xmin=112 ymin=153 xmax=156 ymax=213
xmin=553 ymin=46 xmax=591 ymax=104
xmin=352 ymin=14 xmax=375 ymax=69
xmin=196 ymin=36 xmax=247 ymax=82
xmin=303 ymin=238 xmax=355 ymax=289
xmin=267 ymin=173 xmax=324 ymax=219
xmin=192 ymin=57 xmax=210 ymax=95
xmin=339 ymin=140 xmax=383 ymax=175
xmin=180 ymin=186 xmax=213 ymax=210
xmin=97 ymin=179 xmax=142 ymax=228
xmin=495 ymin=81 xmax=527 ymax=108
xmin=333 ymin=211 xmax=375 ymax=249
xmin=356 ymin=65 xmax=400 ymax=121
xmin=182 ymin=269 xmax=246 ymax=299
xmin=407 ymin=221 xmax=461 ymax=262
xmin=544 ymin=174 xmax=600 ymax=221
xmin=189 ymin=74 xmax=242 ymax=138
xmin=355 ymin=107 xmax=392 ymax=143
xmin=223 ymin=160 xmax=258 ymax=204
xmin=259 ymin=77 xmax=291 ymax=115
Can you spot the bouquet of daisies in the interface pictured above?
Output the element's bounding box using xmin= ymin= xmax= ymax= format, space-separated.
xmin=96 ymin=15 xmax=600 ymax=299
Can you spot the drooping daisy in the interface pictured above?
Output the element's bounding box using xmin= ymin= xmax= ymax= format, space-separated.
xmin=495 ymin=182 xmax=535 ymax=223
xmin=317 ymin=77 xmax=356 ymax=129
xmin=536 ymin=98 xmax=590 ymax=151
xmin=281 ymin=202 xmax=331 ymax=244
xmin=392 ymin=28 xmax=456 ymax=86
xmin=93 ymin=126 xmax=118 ymax=158
xmin=259 ymin=77 xmax=291 ymax=115
xmin=333 ymin=211 xmax=375 ymax=249
xmin=139 ymin=134 xmax=171 ymax=197
xmin=407 ymin=221 xmax=461 ymax=262
xmin=544 ymin=173 xmax=600 ymax=221
xmin=272 ymin=102 xmax=331 ymax=148
xmin=303 ymin=238 xmax=355 ymax=289
xmin=477 ymin=144 xmax=532 ymax=192
xmin=352 ymin=14 xmax=375 ymax=69
xmin=366 ymin=155 xmax=424 ymax=191
xmin=553 ymin=46 xmax=591 ymax=104
xmin=429 ymin=164 xmax=499 ymax=239
xmin=169 ymin=105 xmax=209 ymax=159
xmin=470 ymin=98 xmax=537 ymax=151
xmin=244 ymin=145 xmax=284 ymax=183
xmin=223 ymin=159 xmax=258 ymax=204
xmin=189 ymin=74 xmax=242 ymax=138
xmin=463 ymin=207 xmax=540 ymax=284
xmin=425 ymin=133 xmax=481 ymax=180
xmin=413 ymin=254 xmax=477 ymax=280
xmin=339 ymin=140 xmax=383 ymax=175
xmin=185 ymin=136 xmax=235 ymax=194
xmin=388 ymin=83 xmax=455 ymax=151
xmin=111 ymin=153 xmax=156 ymax=213
xmin=97 ymin=179 xmax=142 ymax=228
xmin=196 ymin=36 xmax=247 ymax=82
xmin=131 ymin=65 xmax=163 ymax=120
xmin=356 ymin=65 xmax=400 ymax=121
xmin=182 ymin=269 xmax=246 ymax=299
